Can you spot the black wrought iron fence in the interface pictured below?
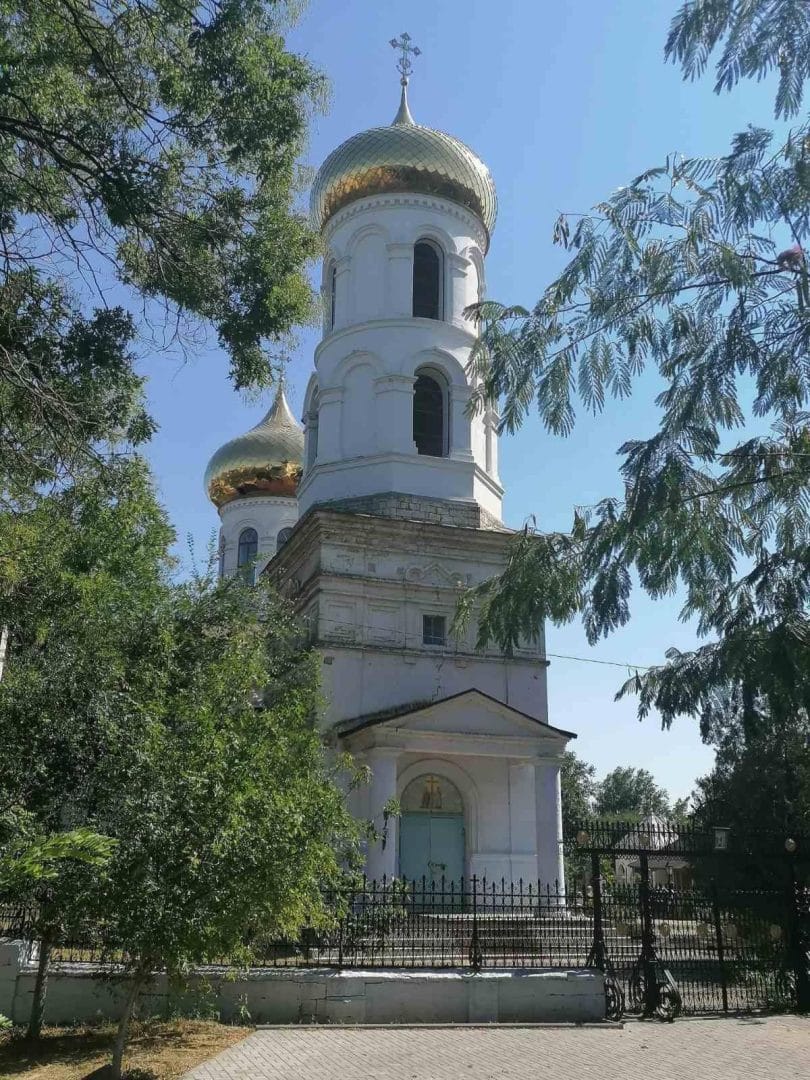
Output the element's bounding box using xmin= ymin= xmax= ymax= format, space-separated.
xmin=568 ymin=821 xmax=810 ymax=1020
xmin=248 ymin=877 xmax=587 ymax=971
xmin=0 ymin=905 xmax=130 ymax=967
xmin=3 ymin=820 xmax=809 ymax=1022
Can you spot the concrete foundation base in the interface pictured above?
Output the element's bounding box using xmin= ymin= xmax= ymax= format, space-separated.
xmin=1 ymin=943 xmax=604 ymax=1025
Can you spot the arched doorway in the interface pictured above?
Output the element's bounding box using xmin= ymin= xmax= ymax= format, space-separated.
xmin=399 ymin=774 xmax=465 ymax=887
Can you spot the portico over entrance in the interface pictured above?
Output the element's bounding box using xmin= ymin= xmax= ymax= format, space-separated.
xmin=337 ymin=689 xmax=574 ymax=890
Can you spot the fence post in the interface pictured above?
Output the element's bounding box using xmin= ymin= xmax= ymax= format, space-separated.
xmin=788 ymin=861 xmax=810 ymax=1013
xmin=469 ymin=875 xmax=483 ymax=972
xmin=588 ymin=851 xmax=605 ymax=970
xmin=336 ymin=880 xmax=349 ymax=971
xmin=639 ymin=853 xmax=658 ymax=1017
xmin=710 ymin=878 xmax=729 ymax=1014
xmin=0 ymin=939 xmax=26 ymax=1024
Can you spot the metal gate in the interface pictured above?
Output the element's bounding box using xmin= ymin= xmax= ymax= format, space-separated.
xmin=568 ymin=820 xmax=810 ymax=1019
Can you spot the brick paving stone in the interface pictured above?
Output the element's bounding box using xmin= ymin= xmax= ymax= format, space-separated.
xmin=182 ymin=1016 xmax=810 ymax=1080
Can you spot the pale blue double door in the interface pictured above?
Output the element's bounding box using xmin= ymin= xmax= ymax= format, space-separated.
xmin=399 ymin=811 xmax=465 ymax=889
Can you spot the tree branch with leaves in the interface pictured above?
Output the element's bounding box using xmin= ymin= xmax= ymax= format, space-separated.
xmin=462 ymin=0 xmax=810 ymax=739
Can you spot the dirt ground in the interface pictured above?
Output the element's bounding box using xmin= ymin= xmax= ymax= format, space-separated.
xmin=0 ymin=1020 xmax=251 ymax=1080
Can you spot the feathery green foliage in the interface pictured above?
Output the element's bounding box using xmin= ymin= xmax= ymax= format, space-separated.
xmin=0 ymin=1 xmax=321 ymax=388
xmin=0 ymin=826 xmax=116 ymax=894
xmin=463 ymin=0 xmax=810 ymax=736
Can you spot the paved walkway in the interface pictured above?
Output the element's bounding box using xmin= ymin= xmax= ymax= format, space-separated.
xmin=184 ymin=1016 xmax=810 ymax=1079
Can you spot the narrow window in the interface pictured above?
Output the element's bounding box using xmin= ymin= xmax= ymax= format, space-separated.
xmin=237 ymin=527 xmax=258 ymax=575
xmin=276 ymin=527 xmax=293 ymax=553
xmin=413 ymin=371 xmax=446 ymax=457
xmin=217 ymin=532 xmax=225 ymax=579
xmin=422 ymin=614 xmax=446 ymax=647
xmin=329 ymin=264 xmax=337 ymax=330
xmin=413 ymin=241 xmax=441 ymax=319
xmin=306 ymin=389 xmax=319 ymax=471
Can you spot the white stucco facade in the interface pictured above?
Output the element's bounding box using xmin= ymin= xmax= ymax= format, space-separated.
xmin=217 ymin=494 xmax=298 ymax=579
xmin=297 ymin=194 xmax=503 ymax=522
xmin=207 ymin=85 xmax=576 ymax=890
xmin=270 ymin=500 xmax=572 ymax=892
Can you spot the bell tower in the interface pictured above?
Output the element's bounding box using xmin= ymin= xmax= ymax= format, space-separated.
xmin=268 ymin=42 xmax=573 ymax=890
xmin=297 ymin=39 xmax=502 ymax=525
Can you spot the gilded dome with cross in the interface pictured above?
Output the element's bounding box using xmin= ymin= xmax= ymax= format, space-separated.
xmin=310 ymin=84 xmax=497 ymax=245
xmin=204 ymin=385 xmax=304 ymax=509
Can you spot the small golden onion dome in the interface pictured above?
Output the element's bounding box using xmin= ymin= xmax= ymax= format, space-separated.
xmin=310 ymin=86 xmax=497 ymax=246
xmin=204 ymin=386 xmax=304 ymax=509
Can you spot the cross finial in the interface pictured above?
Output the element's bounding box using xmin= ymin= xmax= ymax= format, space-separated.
xmin=390 ymin=32 xmax=421 ymax=87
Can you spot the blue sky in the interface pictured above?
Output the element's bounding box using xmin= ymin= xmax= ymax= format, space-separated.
xmin=140 ymin=1 xmax=783 ymax=800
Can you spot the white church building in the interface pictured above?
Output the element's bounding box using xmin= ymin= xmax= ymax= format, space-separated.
xmin=204 ymin=53 xmax=575 ymax=892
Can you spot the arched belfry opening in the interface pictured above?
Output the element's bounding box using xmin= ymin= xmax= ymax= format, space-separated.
xmin=399 ymin=774 xmax=465 ymax=887
xmin=412 ymin=240 xmax=442 ymax=320
xmin=237 ymin=527 xmax=258 ymax=578
xmin=413 ymin=368 xmax=448 ymax=457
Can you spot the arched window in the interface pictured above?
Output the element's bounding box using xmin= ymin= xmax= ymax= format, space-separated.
xmin=276 ymin=527 xmax=293 ymax=552
xmin=237 ymin=528 xmax=258 ymax=573
xmin=413 ymin=241 xmax=442 ymax=320
xmin=413 ymin=370 xmax=447 ymax=457
xmin=329 ymin=263 xmax=337 ymax=330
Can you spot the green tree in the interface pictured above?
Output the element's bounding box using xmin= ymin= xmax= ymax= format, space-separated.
xmin=461 ymin=0 xmax=810 ymax=740
xmin=90 ymin=577 xmax=359 ymax=1079
xmin=0 ymin=458 xmax=359 ymax=1063
xmin=560 ymin=751 xmax=596 ymax=829
xmin=0 ymin=1 xmax=322 ymax=390
xmin=560 ymin=751 xmax=597 ymax=893
xmin=594 ymin=766 xmax=674 ymax=819
xmin=0 ymin=455 xmax=176 ymax=1037
xmin=690 ymin=693 xmax=810 ymax=885
xmin=0 ymin=273 xmax=152 ymax=505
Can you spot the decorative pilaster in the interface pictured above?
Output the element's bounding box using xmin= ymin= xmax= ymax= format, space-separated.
xmin=366 ymin=748 xmax=399 ymax=881
xmin=484 ymin=405 xmax=500 ymax=481
xmin=386 ymin=242 xmax=414 ymax=317
xmin=375 ymin=374 xmax=416 ymax=454
xmin=449 ymin=385 xmax=474 ymax=461
xmin=448 ymin=251 xmax=471 ymax=326
xmin=314 ymin=386 xmax=343 ymax=463
xmin=536 ymin=759 xmax=565 ymax=896
xmin=508 ymin=761 xmax=539 ymax=885
xmin=333 ymin=255 xmax=352 ymax=330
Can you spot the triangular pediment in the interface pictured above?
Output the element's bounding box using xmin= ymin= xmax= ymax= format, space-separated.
xmin=336 ymin=689 xmax=574 ymax=747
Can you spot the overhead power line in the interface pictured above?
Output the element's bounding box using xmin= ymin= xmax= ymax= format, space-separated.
xmin=312 ymin=614 xmax=653 ymax=672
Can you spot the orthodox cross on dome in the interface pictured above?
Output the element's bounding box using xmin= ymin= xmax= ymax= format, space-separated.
xmin=390 ymin=32 xmax=421 ymax=87
xmin=389 ymin=33 xmax=420 ymax=125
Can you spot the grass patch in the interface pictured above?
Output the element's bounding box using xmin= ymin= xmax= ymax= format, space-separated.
xmin=0 ymin=1019 xmax=251 ymax=1080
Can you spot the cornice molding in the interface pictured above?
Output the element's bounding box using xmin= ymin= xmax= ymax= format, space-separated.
xmin=220 ymin=494 xmax=298 ymax=517
xmin=324 ymin=192 xmax=488 ymax=252
xmin=315 ymin=315 xmax=477 ymax=360
xmin=267 ymin=505 xmax=515 ymax=580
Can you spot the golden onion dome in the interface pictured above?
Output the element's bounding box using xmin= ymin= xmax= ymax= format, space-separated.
xmin=204 ymin=386 xmax=304 ymax=509
xmin=310 ymin=87 xmax=497 ymax=245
